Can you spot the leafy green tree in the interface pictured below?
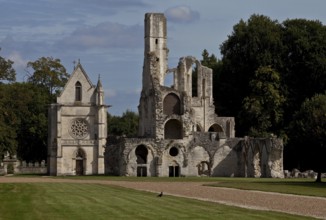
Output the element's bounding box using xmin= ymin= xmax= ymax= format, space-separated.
xmin=239 ymin=66 xmax=285 ymax=137
xmin=281 ymin=19 xmax=326 ymax=123
xmin=26 ymin=57 xmax=69 ymax=96
xmin=289 ymin=93 xmax=326 ymax=182
xmin=108 ymin=110 xmax=139 ymax=137
xmin=0 ymin=49 xmax=16 ymax=82
xmin=218 ymin=14 xmax=284 ymax=135
xmin=0 ymin=84 xmax=18 ymax=158
xmin=0 ymin=82 xmax=50 ymax=162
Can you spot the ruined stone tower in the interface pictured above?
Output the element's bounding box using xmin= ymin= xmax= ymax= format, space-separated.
xmin=105 ymin=13 xmax=284 ymax=178
xmin=138 ymin=13 xmax=235 ymax=140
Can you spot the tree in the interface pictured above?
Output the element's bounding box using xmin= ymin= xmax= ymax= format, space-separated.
xmin=0 ymin=82 xmax=50 ymax=162
xmin=281 ymin=19 xmax=326 ymax=124
xmin=26 ymin=57 xmax=69 ymax=96
xmin=108 ymin=110 xmax=139 ymax=137
xmin=218 ymin=14 xmax=284 ymax=136
xmin=0 ymin=49 xmax=16 ymax=82
xmin=239 ymin=66 xmax=285 ymax=137
xmin=289 ymin=93 xmax=326 ymax=182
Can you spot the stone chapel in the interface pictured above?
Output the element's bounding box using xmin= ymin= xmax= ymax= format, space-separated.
xmin=47 ymin=62 xmax=107 ymax=175
xmin=105 ymin=13 xmax=284 ymax=178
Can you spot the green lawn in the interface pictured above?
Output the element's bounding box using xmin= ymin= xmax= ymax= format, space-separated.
xmin=205 ymin=178 xmax=326 ymax=197
xmin=52 ymin=175 xmax=326 ymax=197
xmin=0 ymin=182 xmax=314 ymax=220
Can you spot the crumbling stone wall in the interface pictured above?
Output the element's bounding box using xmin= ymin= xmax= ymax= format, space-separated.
xmin=104 ymin=13 xmax=284 ymax=178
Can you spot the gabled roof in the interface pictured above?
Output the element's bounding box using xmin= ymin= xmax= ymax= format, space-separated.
xmin=58 ymin=62 xmax=94 ymax=98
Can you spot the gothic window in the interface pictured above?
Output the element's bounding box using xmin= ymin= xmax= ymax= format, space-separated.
xmin=75 ymin=81 xmax=82 ymax=101
xmin=70 ymin=118 xmax=89 ymax=139
xmin=164 ymin=119 xmax=182 ymax=139
xmin=163 ymin=93 xmax=181 ymax=115
xmin=208 ymin=124 xmax=223 ymax=132
xmin=135 ymin=145 xmax=148 ymax=164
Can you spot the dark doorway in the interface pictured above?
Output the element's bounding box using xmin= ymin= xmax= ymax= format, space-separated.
xmin=169 ymin=166 xmax=180 ymax=177
xmin=135 ymin=145 xmax=148 ymax=164
xmin=137 ymin=167 xmax=147 ymax=177
xmin=76 ymin=159 xmax=83 ymax=175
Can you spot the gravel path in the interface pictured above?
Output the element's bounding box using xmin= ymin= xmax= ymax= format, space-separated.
xmin=1 ymin=176 xmax=326 ymax=219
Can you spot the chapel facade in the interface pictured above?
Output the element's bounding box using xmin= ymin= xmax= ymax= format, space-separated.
xmin=47 ymin=63 xmax=107 ymax=175
xmin=105 ymin=13 xmax=284 ymax=178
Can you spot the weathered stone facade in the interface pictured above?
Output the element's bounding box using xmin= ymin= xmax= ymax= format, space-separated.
xmin=105 ymin=13 xmax=284 ymax=178
xmin=48 ymin=63 xmax=108 ymax=175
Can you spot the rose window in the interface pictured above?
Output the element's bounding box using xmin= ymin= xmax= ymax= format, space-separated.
xmin=70 ymin=119 xmax=89 ymax=139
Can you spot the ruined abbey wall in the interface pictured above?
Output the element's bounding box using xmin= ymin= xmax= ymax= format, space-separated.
xmin=106 ymin=13 xmax=284 ymax=178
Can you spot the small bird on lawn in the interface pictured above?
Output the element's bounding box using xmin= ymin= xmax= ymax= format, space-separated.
xmin=157 ymin=192 xmax=163 ymax=197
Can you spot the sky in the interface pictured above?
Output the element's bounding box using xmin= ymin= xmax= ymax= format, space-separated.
xmin=1 ymin=0 xmax=326 ymax=115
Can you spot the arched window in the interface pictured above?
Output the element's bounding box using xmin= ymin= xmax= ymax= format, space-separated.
xmin=163 ymin=93 xmax=181 ymax=115
xmin=135 ymin=145 xmax=148 ymax=164
xmin=208 ymin=124 xmax=223 ymax=132
xmin=164 ymin=119 xmax=182 ymax=139
xmin=75 ymin=81 xmax=82 ymax=101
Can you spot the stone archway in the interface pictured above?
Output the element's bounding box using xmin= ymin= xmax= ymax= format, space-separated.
xmin=163 ymin=93 xmax=181 ymax=115
xmin=135 ymin=145 xmax=148 ymax=177
xmin=164 ymin=119 xmax=183 ymax=139
xmin=75 ymin=148 xmax=85 ymax=175
xmin=208 ymin=123 xmax=223 ymax=132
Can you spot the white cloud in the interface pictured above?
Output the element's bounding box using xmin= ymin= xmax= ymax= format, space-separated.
xmin=165 ymin=6 xmax=200 ymax=23
xmin=8 ymin=51 xmax=27 ymax=69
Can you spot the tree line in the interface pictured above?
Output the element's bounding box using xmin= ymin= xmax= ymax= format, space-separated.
xmin=0 ymin=14 xmax=325 ymax=180
xmin=201 ymin=14 xmax=326 ymax=181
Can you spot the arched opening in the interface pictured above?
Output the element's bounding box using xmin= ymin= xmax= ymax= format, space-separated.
xmin=135 ymin=145 xmax=148 ymax=164
xmin=135 ymin=145 xmax=148 ymax=177
xmin=169 ymin=161 xmax=180 ymax=177
xmin=197 ymin=161 xmax=210 ymax=176
xmin=163 ymin=93 xmax=181 ymax=115
xmin=75 ymin=81 xmax=82 ymax=102
xmin=208 ymin=124 xmax=223 ymax=132
xmin=164 ymin=119 xmax=182 ymax=139
xmin=192 ymin=63 xmax=198 ymax=97
xmin=75 ymin=148 xmax=85 ymax=175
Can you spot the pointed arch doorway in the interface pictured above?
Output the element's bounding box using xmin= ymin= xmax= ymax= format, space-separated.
xmin=75 ymin=148 xmax=85 ymax=175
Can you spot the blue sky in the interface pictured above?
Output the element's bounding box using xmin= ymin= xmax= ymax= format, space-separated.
xmin=1 ymin=0 xmax=326 ymax=115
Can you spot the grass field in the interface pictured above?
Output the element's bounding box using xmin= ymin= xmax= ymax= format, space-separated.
xmin=54 ymin=175 xmax=326 ymax=197
xmin=0 ymin=183 xmax=316 ymax=220
xmin=0 ymin=182 xmax=315 ymax=220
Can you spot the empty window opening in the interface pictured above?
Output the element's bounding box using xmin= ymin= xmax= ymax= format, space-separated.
xmin=192 ymin=64 xmax=198 ymax=97
xmin=208 ymin=124 xmax=223 ymax=132
xmin=163 ymin=93 xmax=181 ymax=115
xmin=75 ymin=81 xmax=82 ymax=101
xmin=196 ymin=124 xmax=202 ymax=132
xmin=169 ymin=147 xmax=179 ymax=157
xmin=155 ymin=39 xmax=158 ymax=44
xmin=135 ymin=145 xmax=148 ymax=164
xmin=164 ymin=72 xmax=174 ymax=87
xmin=164 ymin=119 xmax=182 ymax=139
